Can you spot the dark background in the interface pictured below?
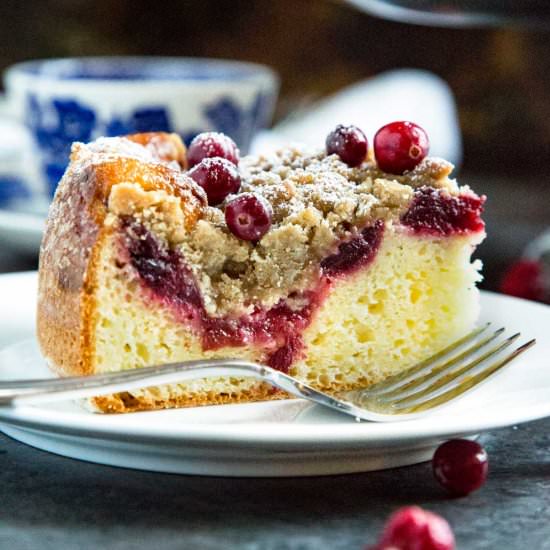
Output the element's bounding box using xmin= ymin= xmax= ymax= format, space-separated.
xmin=1 ymin=0 xmax=549 ymax=288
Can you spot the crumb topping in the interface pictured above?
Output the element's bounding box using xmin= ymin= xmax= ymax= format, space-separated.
xmin=104 ymin=140 xmax=463 ymax=317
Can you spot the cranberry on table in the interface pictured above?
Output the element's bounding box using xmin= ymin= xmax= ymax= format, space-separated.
xmin=188 ymin=157 xmax=241 ymax=205
xmin=500 ymin=259 xmax=545 ymax=302
xmin=433 ymin=439 xmax=489 ymax=497
xmin=326 ymin=124 xmax=368 ymax=167
xmin=225 ymin=193 xmax=272 ymax=241
xmin=374 ymin=121 xmax=429 ymax=175
xmin=369 ymin=506 xmax=455 ymax=550
xmin=187 ymin=132 xmax=240 ymax=167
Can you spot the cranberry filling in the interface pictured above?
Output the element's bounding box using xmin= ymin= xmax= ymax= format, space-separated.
xmin=125 ymin=223 xmax=202 ymax=313
xmin=200 ymin=293 xmax=326 ymax=373
xmin=321 ymin=220 xmax=384 ymax=277
xmin=123 ymin=220 xmax=384 ymax=373
xmin=401 ymin=186 xmax=485 ymax=236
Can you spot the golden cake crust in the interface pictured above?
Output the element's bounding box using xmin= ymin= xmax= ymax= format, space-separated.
xmin=89 ymin=383 xmax=287 ymax=413
xmin=37 ymin=133 xmax=205 ymax=379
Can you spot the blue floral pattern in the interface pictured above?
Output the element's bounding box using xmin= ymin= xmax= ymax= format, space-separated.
xmin=0 ymin=176 xmax=30 ymax=207
xmin=106 ymin=108 xmax=173 ymax=136
xmin=27 ymin=96 xmax=96 ymax=196
xmin=205 ymin=97 xmax=247 ymax=145
xmin=27 ymin=91 xmax=273 ymax=196
xmin=184 ymin=91 xmax=272 ymax=148
xmin=54 ymin=99 xmax=96 ymax=141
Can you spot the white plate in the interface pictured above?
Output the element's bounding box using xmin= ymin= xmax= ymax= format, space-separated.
xmin=0 ymin=272 xmax=548 ymax=477
xmin=0 ymin=208 xmax=45 ymax=254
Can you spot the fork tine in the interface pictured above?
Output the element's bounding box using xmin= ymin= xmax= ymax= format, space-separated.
xmin=369 ymin=325 xmax=503 ymax=399
xmin=393 ymin=339 xmax=537 ymax=414
xmin=394 ymin=339 xmax=536 ymax=414
xmin=389 ymin=332 xmax=521 ymax=407
xmin=365 ymin=323 xmax=491 ymax=396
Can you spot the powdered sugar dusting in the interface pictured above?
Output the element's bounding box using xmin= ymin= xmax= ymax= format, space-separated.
xmin=238 ymin=146 xmax=458 ymax=231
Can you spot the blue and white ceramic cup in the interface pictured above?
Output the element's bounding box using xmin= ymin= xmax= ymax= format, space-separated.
xmin=4 ymin=57 xmax=279 ymax=200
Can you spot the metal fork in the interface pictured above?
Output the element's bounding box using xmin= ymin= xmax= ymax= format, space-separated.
xmin=0 ymin=324 xmax=535 ymax=422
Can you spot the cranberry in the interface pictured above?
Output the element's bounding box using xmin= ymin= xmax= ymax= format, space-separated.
xmin=225 ymin=193 xmax=272 ymax=241
xmin=370 ymin=506 xmax=455 ymax=550
xmin=321 ymin=220 xmax=384 ymax=277
xmin=500 ymin=260 xmax=545 ymax=302
xmin=374 ymin=121 xmax=429 ymax=175
xmin=188 ymin=157 xmax=241 ymax=205
xmin=433 ymin=439 xmax=489 ymax=497
xmin=325 ymin=124 xmax=368 ymax=167
xmin=187 ymin=132 xmax=240 ymax=167
xmin=401 ymin=187 xmax=485 ymax=236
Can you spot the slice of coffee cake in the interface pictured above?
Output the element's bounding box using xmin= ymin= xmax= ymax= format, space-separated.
xmin=37 ymin=126 xmax=485 ymax=412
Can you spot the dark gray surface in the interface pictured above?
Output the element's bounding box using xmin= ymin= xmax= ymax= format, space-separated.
xmin=1 ymin=420 xmax=550 ymax=550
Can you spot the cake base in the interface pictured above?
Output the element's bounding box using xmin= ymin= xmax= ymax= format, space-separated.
xmin=77 ymin=226 xmax=482 ymax=413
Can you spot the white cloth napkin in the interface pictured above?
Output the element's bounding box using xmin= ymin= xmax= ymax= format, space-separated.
xmin=251 ymin=68 xmax=462 ymax=167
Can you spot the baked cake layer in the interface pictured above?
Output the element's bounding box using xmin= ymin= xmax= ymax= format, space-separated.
xmin=36 ymin=132 xmax=485 ymax=413
xmin=89 ymin=226 xmax=482 ymax=412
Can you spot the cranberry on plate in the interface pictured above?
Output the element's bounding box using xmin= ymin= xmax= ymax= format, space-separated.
xmin=326 ymin=124 xmax=368 ymax=167
xmin=187 ymin=131 xmax=240 ymax=167
xmin=374 ymin=121 xmax=429 ymax=175
xmin=432 ymin=439 xmax=489 ymax=497
xmin=225 ymin=193 xmax=272 ymax=241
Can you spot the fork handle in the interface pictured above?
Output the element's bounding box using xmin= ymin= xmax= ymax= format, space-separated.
xmin=0 ymin=359 xmax=300 ymax=407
